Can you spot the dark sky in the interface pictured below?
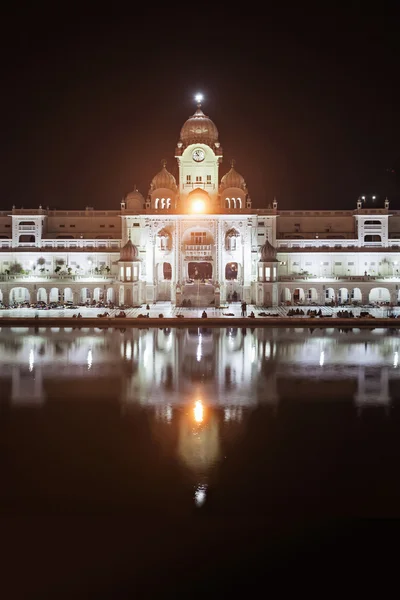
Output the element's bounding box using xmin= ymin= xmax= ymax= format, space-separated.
xmin=1 ymin=11 xmax=400 ymax=211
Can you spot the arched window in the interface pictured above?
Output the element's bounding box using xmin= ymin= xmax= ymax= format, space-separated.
xmin=364 ymin=234 xmax=382 ymax=243
xmin=225 ymin=262 xmax=238 ymax=280
xmin=225 ymin=198 xmax=230 ymax=209
xmin=161 ymin=198 xmax=165 ymax=209
xmin=364 ymin=220 xmax=382 ymax=225
xmin=237 ymin=198 xmax=242 ymax=208
xmin=155 ymin=198 xmax=159 ymax=209
xmin=231 ymin=198 xmax=236 ymax=209
xmin=167 ymin=198 xmax=171 ymax=208
xmin=163 ymin=262 xmax=172 ymax=280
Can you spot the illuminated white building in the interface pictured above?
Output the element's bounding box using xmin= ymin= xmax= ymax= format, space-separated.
xmin=1 ymin=97 xmax=400 ymax=308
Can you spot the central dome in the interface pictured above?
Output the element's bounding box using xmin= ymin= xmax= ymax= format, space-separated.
xmin=179 ymin=106 xmax=219 ymax=147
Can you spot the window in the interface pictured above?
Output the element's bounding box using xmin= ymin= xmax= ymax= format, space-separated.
xmin=258 ymin=222 xmax=264 ymax=226
xmin=206 ymin=175 xmax=211 ymax=184
xmin=364 ymin=220 xmax=381 ymax=225
xmin=126 ymin=266 xmax=131 ymax=280
xmin=335 ymin=262 xmax=342 ymax=266
xmin=59 ymin=225 xmax=65 ymax=228
xmin=70 ymin=225 xmax=75 ymax=228
xmin=100 ymin=225 xmax=105 ymax=228
xmin=5 ymin=225 xmax=10 ymax=228
xmin=195 ymin=176 xmax=202 ymax=183
xmin=163 ymin=263 xmax=172 ymax=280
xmin=133 ymin=223 xmax=140 ymax=227
xmin=190 ymin=231 xmax=206 ymax=245
xmin=364 ymin=234 xmax=381 ymax=243
xmin=323 ymin=262 xmax=329 ymax=266
xmin=258 ymin=233 xmax=264 ymax=236
xmin=348 ymin=262 xmax=354 ymax=266
xmin=109 ymin=225 xmax=115 ymax=228
xmin=186 ymin=175 xmax=191 ymax=184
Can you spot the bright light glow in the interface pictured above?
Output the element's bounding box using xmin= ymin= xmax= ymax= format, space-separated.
xmin=194 ymin=483 xmax=207 ymax=507
xmin=29 ymin=349 xmax=34 ymax=372
xmin=372 ymin=196 xmax=376 ymax=200
xmin=196 ymin=333 xmax=202 ymax=362
xmin=87 ymin=349 xmax=92 ymax=370
xmin=195 ymin=93 xmax=203 ymax=104
xmin=251 ymin=345 xmax=256 ymax=363
xmin=394 ymin=352 xmax=398 ymax=368
xmin=194 ymin=400 xmax=204 ymax=423
xmin=319 ymin=350 xmax=325 ymax=367
xmin=192 ymin=199 xmax=206 ymax=213
xmin=362 ymin=196 xmax=366 ymax=200
xmin=125 ymin=341 xmax=132 ymax=360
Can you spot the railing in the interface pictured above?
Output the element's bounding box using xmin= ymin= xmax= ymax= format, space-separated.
xmin=184 ymin=244 xmax=212 ymax=258
xmin=18 ymin=225 xmax=36 ymax=231
xmin=0 ymin=239 xmax=122 ymax=251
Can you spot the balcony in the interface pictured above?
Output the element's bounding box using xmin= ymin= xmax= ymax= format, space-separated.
xmin=184 ymin=244 xmax=212 ymax=258
xmin=18 ymin=225 xmax=36 ymax=231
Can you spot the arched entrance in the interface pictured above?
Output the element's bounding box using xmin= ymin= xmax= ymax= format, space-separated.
xmin=293 ymin=288 xmax=305 ymax=304
xmin=307 ymin=287 xmax=318 ymax=303
xmin=10 ymin=287 xmax=30 ymax=304
xmin=325 ymin=287 xmax=335 ymax=304
xmin=49 ymin=288 xmax=60 ymax=303
xmin=281 ymin=287 xmax=292 ymax=305
xmin=338 ymin=287 xmax=349 ymax=304
xmin=80 ymin=288 xmax=91 ymax=304
xmin=351 ymin=287 xmax=362 ymax=304
xmin=37 ymin=288 xmax=48 ymax=303
xmin=63 ymin=287 xmax=73 ymax=303
xmin=369 ymin=287 xmax=391 ymax=304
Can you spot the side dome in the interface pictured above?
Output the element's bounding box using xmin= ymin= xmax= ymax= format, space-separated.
xmin=149 ymin=160 xmax=177 ymax=192
xmin=179 ymin=105 xmax=219 ymax=147
xmin=220 ymin=160 xmax=246 ymax=191
xmin=259 ymin=240 xmax=278 ymax=262
xmin=119 ymin=238 xmax=139 ymax=262
xmin=125 ymin=186 xmax=144 ymax=210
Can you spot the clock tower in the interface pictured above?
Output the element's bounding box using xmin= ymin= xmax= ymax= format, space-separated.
xmin=175 ymin=97 xmax=223 ymax=213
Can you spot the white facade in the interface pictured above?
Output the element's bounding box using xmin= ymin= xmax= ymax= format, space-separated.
xmin=1 ymin=101 xmax=400 ymax=308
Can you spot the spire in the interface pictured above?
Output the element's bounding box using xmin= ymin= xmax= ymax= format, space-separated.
xmin=195 ymin=93 xmax=203 ymax=108
xmin=128 ymin=228 xmax=131 ymax=240
xmin=161 ymin=159 xmax=167 ymax=168
xmin=231 ymin=158 xmax=236 ymax=168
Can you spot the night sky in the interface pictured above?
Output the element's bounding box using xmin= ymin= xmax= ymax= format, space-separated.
xmin=1 ymin=11 xmax=400 ymax=211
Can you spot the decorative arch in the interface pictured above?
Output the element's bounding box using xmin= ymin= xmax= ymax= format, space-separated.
xmin=225 ymin=227 xmax=240 ymax=251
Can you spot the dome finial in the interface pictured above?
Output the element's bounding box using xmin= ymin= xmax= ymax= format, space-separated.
xmin=195 ymin=93 xmax=203 ymax=108
xmin=231 ymin=158 xmax=236 ymax=169
xmin=161 ymin=159 xmax=167 ymax=168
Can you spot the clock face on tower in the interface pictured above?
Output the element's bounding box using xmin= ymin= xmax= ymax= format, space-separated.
xmin=192 ymin=148 xmax=205 ymax=162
